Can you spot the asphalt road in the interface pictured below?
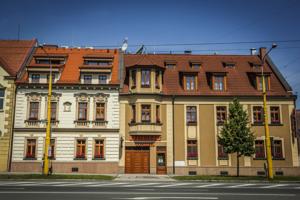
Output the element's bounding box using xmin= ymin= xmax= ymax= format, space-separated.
xmin=0 ymin=180 xmax=299 ymax=200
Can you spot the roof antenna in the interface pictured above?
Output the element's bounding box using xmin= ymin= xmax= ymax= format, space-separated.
xmin=121 ymin=37 xmax=128 ymax=52
xmin=136 ymin=44 xmax=145 ymax=54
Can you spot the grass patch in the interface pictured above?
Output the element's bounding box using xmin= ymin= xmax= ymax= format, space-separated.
xmin=0 ymin=174 xmax=115 ymax=180
xmin=172 ymin=175 xmax=300 ymax=182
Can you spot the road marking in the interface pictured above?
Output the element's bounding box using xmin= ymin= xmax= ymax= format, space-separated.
xmin=54 ymin=182 xmax=97 ymax=187
xmin=227 ymin=183 xmax=256 ymax=188
xmin=195 ymin=183 xmax=224 ymax=188
xmin=122 ymin=183 xmax=160 ymax=187
xmin=85 ymin=182 xmax=129 ymax=187
xmin=156 ymin=183 xmax=192 ymax=187
xmin=0 ymin=182 xmax=33 ymax=186
xmin=0 ymin=191 xmax=295 ymax=197
xmin=260 ymin=184 xmax=287 ymax=188
xmin=113 ymin=197 xmax=218 ymax=200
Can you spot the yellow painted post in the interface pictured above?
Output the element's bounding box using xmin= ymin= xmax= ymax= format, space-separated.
xmin=43 ymin=67 xmax=52 ymax=175
xmin=262 ymin=75 xmax=273 ymax=179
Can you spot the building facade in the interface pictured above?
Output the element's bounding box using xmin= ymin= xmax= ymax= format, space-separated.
xmin=0 ymin=40 xmax=36 ymax=172
xmin=11 ymin=46 xmax=121 ymax=174
xmin=119 ymin=49 xmax=300 ymax=176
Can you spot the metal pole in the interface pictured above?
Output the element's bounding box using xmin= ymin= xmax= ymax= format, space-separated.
xmin=261 ymin=44 xmax=277 ymax=179
xmin=42 ymin=47 xmax=52 ymax=175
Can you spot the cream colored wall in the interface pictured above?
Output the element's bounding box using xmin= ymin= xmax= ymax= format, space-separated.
xmin=0 ymin=67 xmax=10 ymax=136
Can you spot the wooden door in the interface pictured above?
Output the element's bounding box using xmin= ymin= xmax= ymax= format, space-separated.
xmin=156 ymin=152 xmax=167 ymax=174
xmin=125 ymin=148 xmax=150 ymax=174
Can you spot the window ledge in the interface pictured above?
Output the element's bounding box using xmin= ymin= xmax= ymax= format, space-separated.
xmin=74 ymin=157 xmax=87 ymax=160
xmin=141 ymin=85 xmax=151 ymax=88
xmin=129 ymin=122 xmax=163 ymax=126
xmin=251 ymin=122 xmax=264 ymax=126
xmin=269 ymin=123 xmax=283 ymax=126
xmin=187 ymin=157 xmax=198 ymax=160
xmin=92 ymin=158 xmax=105 ymax=160
xmin=253 ymin=157 xmax=266 ymax=160
xmin=273 ymin=158 xmax=285 ymax=160
xmin=186 ymin=122 xmax=197 ymax=126
xmin=23 ymin=157 xmax=37 ymax=160
xmin=218 ymin=157 xmax=229 ymax=160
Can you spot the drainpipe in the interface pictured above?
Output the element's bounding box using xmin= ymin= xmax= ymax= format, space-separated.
xmin=172 ymin=95 xmax=175 ymax=174
xmin=8 ymin=83 xmax=17 ymax=172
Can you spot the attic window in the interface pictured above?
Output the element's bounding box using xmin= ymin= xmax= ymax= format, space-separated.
xmin=190 ymin=62 xmax=201 ymax=69
xmin=35 ymin=57 xmax=65 ymax=65
xmin=165 ymin=61 xmax=176 ymax=69
xmin=223 ymin=62 xmax=235 ymax=68
xmin=250 ymin=63 xmax=262 ymax=68
xmin=84 ymin=59 xmax=112 ymax=66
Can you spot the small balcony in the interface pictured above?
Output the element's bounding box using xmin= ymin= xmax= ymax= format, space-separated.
xmin=128 ymin=122 xmax=162 ymax=135
xmin=24 ymin=119 xmax=42 ymax=127
xmin=92 ymin=120 xmax=108 ymax=128
xmin=74 ymin=120 xmax=90 ymax=127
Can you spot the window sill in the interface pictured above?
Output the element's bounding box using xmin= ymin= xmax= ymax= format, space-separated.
xmin=141 ymin=85 xmax=151 ymax=88
xmin=23 ymin=157 xmax=37 ymax=160
xmin=253 ymin=157 xmax=266 ymax=160
xmin=92 ymin=158 xmax=105 ymax=160
xmin=74 ymin=157 xmax=87 ymax=160
xmin=129 ymin=122 xmax=163 ymax=126
xmin=251 ymin=122 xmax=264 ymax=126
xmin=269 ymin=123 xmax=283 ymax=126
xmin=186 ymin=122 xmax=197 ymax=126
xmin=218 ymin=157 xmax=229 ymax=160
xmin=187 ymin=157 xmax=198 ymax=160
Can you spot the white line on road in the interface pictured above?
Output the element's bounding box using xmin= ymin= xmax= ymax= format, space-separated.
xmin=0 ymin=182 xmax=33 ymax=186
xmin=195 ymin=183 xmax=224 ymax=188
xmin=156 ymin=183 xmax=192 ymax=187
xmin=227 ymin=184 xmax=256 ymax=188
xmin=122 ymin=183 xmax=160 ymax=187
xmin=260 ymin=184 xmax=287 ymax=188
xmin=113 ymin=197 xmax=218 ymax=200
xmin=85 ymin=182 xmax=129 ymax=187
xmin=54 ymin=182 xmax=97 ymax=187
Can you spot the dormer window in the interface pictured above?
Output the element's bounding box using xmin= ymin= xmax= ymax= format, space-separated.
xmin=141 ymin=69 xmax=151 ymax=88
xmin=35 ymin=57 xmax=65 ymax=65
xmin=165 ymin=61 xmax=176 ymax=69
xmin=83 ymin=57 xmax=113 ymax=66
xmin=98 ymin=75 xmax=107 ymax=84
xmin=131 ymin=70 xmax=136 ymax=89
xmin=83 ymin=75 xmax=92 ymax=84
xmin=223 ymin=62 xmax=235 ymax=68
xmin=249 ymin=62 xmax=262 ymax=68
xmin=155 ymin=70 xmax=160 ymax=89
xmin=47 ymin=74 xmax=55 ymax=83
xmin=190 ymin=62 xmax=201 ymax=69
xmin=184 ymin=75 xmax=197 ymax=91
xmin=31 ymin=74 xmax=40 ymax=83
xmin=212 ymin=75 xmax=226 ymax=91
xmin=256 ymin=75 xmax=270 ymax=91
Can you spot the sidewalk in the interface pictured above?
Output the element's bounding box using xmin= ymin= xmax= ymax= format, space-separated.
xmin=114 ymin=174 xmax=174 ymax=182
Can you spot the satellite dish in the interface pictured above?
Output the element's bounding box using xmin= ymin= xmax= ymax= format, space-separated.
xmin=121 ymin=37 xmax=128 ymax=52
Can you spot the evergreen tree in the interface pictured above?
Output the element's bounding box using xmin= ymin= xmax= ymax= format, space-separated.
xmin=218 ymin=98 xmax=255 ymax=177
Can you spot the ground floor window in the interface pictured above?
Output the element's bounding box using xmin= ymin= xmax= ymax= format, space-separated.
xmin=76 ymin=139 xmax=86 ymax=159
xmin=255 ymin=140 xmax=265 ymax=159
xmin=94 ymin=139 xmax=105 ymax=159
xmin=218 ymin=143 xmax=228 ymax=159
xmin=25 ymin=139 xmax=36 ymax=159
xmin=272 ymin=139 xmax=283 ymax=159
xmin=49 ymin=139 xmax=55 ymax=159
xmin=187 ymin=140 xmax=198 ymax=160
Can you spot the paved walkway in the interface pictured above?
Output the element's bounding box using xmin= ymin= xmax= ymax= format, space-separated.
xmin=114 ymin=174 xmax=174 ymax=181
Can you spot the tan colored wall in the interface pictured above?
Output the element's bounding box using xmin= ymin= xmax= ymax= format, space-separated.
xmin=174 ymin=104 xmax=185 ymax=161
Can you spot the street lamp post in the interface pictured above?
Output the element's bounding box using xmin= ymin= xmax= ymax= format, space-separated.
xmin=260 ymin=44 xmax=277 ymax=179
xmin=40 ymin=46 xmax=52 ymax=175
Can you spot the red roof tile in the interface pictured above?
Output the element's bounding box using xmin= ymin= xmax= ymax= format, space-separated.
xmin=0 ymin=39 xmax=36 ymax=76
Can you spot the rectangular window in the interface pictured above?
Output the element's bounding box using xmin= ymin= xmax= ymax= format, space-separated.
xmin=31 ymin=74 xmax=40 ymax=83
xmin=47 ymin=74 xmax=55 ymax=83
xmin=25 ymin=139 xmax=36 ymax=159
xmin=84 ymin=60 xmax=112 ymax=66
xmin=141 ymin=105 xmax=151 ymax=122
xmin=131 ymin=105 xmax=136 ymax=123
xmin=94 ymin=139 xmax=105 ymax=159
xmin=141 ymin=69 xmax=151 ymax=87
xmin=78 ymin=102 xmax=88 ymax=120
xmin=50 ymin=102 xmax=57 ymax=120
xmin=185 ymin=76 xmax=196 ymax=91
xmin=216 ymin=106 xmax=227 ymax=125
xmin=98 ymin=75 xmax=107 ymax=84
xmin=0 ymin=89 xmax=4 ymax=110
xmin=218 ymin=143 xmax=228 ymax=159
xmin=213 ymin=75 xmax=225 ymax=91
xmin=257 ymin=76 xmax=270 ymax=91
xmin=255 ymin=140 xmax=265 ymax=159
xmin=29 ymin=102 xmax=39 ymax=120
xmin=270 ymin=106 xmax=280 ymax=124
xmin=155 ymin=70 xmax=160 ymax=88
xmin=186 ymin=106 xmax=197 ymax=124
xmin=83 ymin=75 xmax=92 ymax=84
xmin=272 ymin=140 xmax=283 ymax=159
xmin=165 ymin=63 xmax=176 ymax=69
xmin=253 ymin=106 xmax=263 ymax=124
xmin=49 ymin=139 xmax=55 ymax=159
xmin=95 ymin=103 xmax=105 ymax=120
xmin=191 ymin=63 xmax=201 ymax=69
xmin=76 ymin=139 xmax=86 ymax=159
xmin=131 ymin=70 xmax=136 ymax=88
xmin=187 ymin=140 xmax=198 ymax=160
xmin=156 ymin=105 xmax=160 ymax=123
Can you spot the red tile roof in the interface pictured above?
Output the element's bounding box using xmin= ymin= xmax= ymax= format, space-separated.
xmin=0 ymin=39 xmax=37 ymax=76
xmin=122 ymin=54 xmax=292 ymax=97
xmin=19 ymin=47 xmax=120 ymax=85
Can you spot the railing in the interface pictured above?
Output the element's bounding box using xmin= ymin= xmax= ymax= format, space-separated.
xmin=92 ymin=120 xmax=108 ymax=127
xmin=74 ymin=120 xmax=90 ymax=127
xmin=24 ymin=119 xmax=42 ymax=127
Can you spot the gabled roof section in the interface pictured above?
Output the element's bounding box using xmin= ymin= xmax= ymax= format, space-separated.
xmin=125 ymin=54 xmax=163 ymax=68
xmin=0 ymin=39 xmax=37 ymax=76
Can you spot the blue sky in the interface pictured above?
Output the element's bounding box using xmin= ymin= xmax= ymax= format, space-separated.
xmin=1 ymin=0 xmax=300 ymax=106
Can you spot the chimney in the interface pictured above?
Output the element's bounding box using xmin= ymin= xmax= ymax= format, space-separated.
xmin=184 ymin=50 xmax=192 ymax=54
xmin=250 ymin=48 xmax=257 ymax=55
xmin=259 ymin=47 xmax=267 ymax=60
